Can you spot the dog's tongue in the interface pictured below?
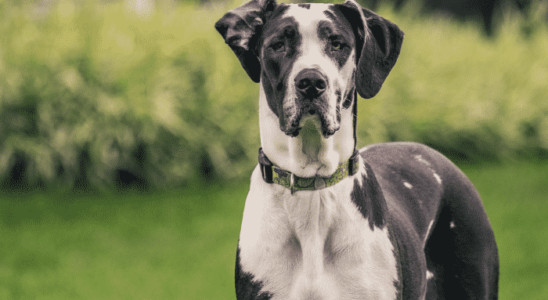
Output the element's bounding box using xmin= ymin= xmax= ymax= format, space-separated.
xmin=300 ymin=120 xmax=322 ymax=158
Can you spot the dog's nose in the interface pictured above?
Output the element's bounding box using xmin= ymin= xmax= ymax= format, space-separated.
xmin=295 ymin=69 xmax=327 ymax=98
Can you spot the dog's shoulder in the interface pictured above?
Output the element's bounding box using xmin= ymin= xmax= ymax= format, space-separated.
xmin=359 ymin=142 xmax=454 ymax=188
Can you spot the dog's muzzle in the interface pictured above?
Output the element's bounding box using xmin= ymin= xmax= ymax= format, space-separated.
xmin=282 ymin=69 xmax=340 ymax=138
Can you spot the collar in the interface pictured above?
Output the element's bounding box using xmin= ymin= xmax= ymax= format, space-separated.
xmin=258 ymin=147 xmax=360 ymax=194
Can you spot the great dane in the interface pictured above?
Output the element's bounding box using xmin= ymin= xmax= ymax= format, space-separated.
xmin=215 ymin=1 xmax=499 ymax=299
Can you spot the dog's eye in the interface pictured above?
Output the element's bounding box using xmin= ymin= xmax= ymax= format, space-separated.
xmin=270 ymin=41 xmax=285 ymax=52
xmin=331 ymin=41 xmax=344 ymax=51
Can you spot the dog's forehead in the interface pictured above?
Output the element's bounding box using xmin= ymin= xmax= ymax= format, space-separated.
xmin=282 ymin=3 xmax=333 ymax=26
xmin=263 ymin=3 xmax=353 ymax=41
xmin=266 ymin=3 xmax=344 ymax=30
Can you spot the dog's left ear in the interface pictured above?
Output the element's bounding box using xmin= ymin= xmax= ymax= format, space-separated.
xmin=336 ymin=0 xmax=404 ymax=99
xmin=215 ymin=0 xmax=277 ymax=83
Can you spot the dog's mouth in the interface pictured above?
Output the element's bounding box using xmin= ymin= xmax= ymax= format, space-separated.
xmin=281 ymin=97 xmax=340 ymax=138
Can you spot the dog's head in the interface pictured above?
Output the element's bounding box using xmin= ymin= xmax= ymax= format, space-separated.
xmin=216 ymin=0 xmax=403 ymax=176
xmin=216 ymin=0 xmax=403 ymax=138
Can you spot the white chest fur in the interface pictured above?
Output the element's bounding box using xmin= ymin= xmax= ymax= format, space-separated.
xmin=238 ymin=163 xmax=399 ymax=300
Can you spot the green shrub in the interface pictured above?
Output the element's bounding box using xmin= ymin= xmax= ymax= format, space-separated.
xmin=360 ymin=3 xmax=548 ymax=162
xmin=0 ymin=0 xmax=547 ymax=190
xmin=0 ymin=0 xmax=260 ymax=190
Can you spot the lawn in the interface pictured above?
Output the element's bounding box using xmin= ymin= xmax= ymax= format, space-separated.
xmin=0 ymin=161 xmax=547 ymax=299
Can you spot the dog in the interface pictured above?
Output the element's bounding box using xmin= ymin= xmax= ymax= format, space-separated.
xmin=215 ymin=1 xmax=499 ymax=299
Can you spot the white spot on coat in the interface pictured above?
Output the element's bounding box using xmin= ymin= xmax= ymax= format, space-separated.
xmin=450 ymin=221 xmax=456 ymax=229
xmin=433 ymin=172 xmax=442 ymax=184
xmin=415 ymin=155 xmax=442 ymax=184
xmin=424 ymin=220 xmax=434 ymax=246
xmin=403 ymin=181 xmax=413 ymax=189
xmin=414 ymin=155 xmax=431 ymax=166
xmin=427 ymin=270 xmax=434 ymax=280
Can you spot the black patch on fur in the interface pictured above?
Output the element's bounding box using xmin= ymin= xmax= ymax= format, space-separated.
xmin=386 ymin=213 xmax=426 ymax=300
xmin=343 ymin=69 xmax=356 ymax=109
xmin=342 ymin=87 xmax=354 ymax=109
xmin=350 ymin=160 xmax=387 ymax=230
xmin=336 ymin=103 xmax=341 ymax=124
xmin=235 ymin=248 xmax=273 ymax=300
xmin=317 ymin=14 xmax=355 ymax=70
xmin=260 ymin=6 xmax=301 ymax=119
xmin=297 ymin=3 xmax=310 ymax=9
xmin=352 ymin=91 xmax=358 ymax=149
xmin=387 ymin=223 xmax=404 ymax=300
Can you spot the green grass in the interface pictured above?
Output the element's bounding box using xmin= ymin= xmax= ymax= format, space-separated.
xmin=461 ymin=162 xmax=548 ymax=299
xmin=1 ymin=162 xmax=547 ymax=299
xmin=0 ymin=184 xmax=248 ymax=299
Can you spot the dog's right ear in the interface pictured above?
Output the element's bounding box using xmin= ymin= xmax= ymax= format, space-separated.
xmin=215 ymin=0 xmax=276 ymax=83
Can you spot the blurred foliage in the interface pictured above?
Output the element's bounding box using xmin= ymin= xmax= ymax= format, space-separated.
xmin=362 ymin=1 xmax=548 ymax=162
xmin=0 ymin=0 xmax=547 ymax=190
xmin=0 ymin=0 xmax=260 ymax=190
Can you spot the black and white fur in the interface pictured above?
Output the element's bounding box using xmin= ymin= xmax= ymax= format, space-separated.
xmin=216 ymin=1 xmax=499 ymax=299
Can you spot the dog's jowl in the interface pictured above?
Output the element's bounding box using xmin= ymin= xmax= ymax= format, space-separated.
xmin=216 ymin=1 xmax=499 ymax=299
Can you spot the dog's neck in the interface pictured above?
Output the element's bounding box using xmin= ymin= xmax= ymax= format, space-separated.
xmin=259 ymin=84 xmax=356 ymax=178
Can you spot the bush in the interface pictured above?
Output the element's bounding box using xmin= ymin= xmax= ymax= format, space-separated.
xmin=0 ymin=0 xmax=259 ymax=190
xmin=359 ymin=2 xmax=548 ymax=162
xmin=0 ymin=0 xmax=547 ymax=190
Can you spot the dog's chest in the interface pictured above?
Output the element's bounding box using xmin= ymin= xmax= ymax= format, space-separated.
xmin=237 ymin=166 xmax=399 ymax=300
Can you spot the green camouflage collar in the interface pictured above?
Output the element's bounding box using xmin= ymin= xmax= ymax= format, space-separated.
xmin=258 ymin=148 xmax=360 ymax=194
